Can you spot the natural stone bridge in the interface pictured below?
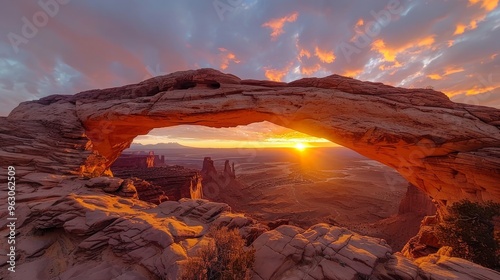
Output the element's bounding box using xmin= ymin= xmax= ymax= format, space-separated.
xmin=3 ymin=68 xmax=500 ymax=211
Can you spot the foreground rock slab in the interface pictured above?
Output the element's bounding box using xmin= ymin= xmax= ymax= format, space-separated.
xmin=1 ymin=179 xmax=498 ymax=280
xmin=252 ymin=224 xmax=500 ymax=280
xmin=0 ymin=181 xmax=265 ymax=280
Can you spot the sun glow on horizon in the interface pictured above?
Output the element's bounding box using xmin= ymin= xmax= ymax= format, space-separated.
xmin=294 ymin=142 xmax=308 ymax=151
xmin=132 ymin=122 xmax=339 ymax=149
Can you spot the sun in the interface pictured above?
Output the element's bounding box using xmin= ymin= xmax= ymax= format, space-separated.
xmin=294 ymin=142 xmax=307 ymax=151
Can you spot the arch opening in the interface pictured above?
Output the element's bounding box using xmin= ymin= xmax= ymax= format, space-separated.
xmin=6 ymin=68 xmax=499 ymax=256
xmin=107 ymin=121 xmax=435 ymax=251
xmin=72 ymin=68 xmax=499 ymax=224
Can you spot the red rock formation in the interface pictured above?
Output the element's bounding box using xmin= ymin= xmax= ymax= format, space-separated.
xmin=111 ymin=152 xmax=166 ymax=169
xmin=224 ymin=160 xmax=236 ymax=179
xmin=127 ymin=177 xmax=169 ymax=204
xmin=398 ymin=183 xmax=437 ymax=216
xmin=402 ymin=216 xmax=441 ymax=259
xmin=146 ymin=151 xmax=155 ymax=168
xmin=112 ymin=166 xmax=203 ymax=201
xmin=200 ymin=157 xmax=218 ymax=179
xmin=199 ymin=157 xmax=240 ymax=200
xmin=4 ymin=68 xmax=500 ymax=215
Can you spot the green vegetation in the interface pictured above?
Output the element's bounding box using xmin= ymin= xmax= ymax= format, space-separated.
xmin=435 ymin=200 xmax=500 ymax=270
xmin=180 ymin=226 xmax=255 ymax=280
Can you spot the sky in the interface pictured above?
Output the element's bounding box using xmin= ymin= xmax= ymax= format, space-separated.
xmin=1 ymin=0 xmax=499 ymax=148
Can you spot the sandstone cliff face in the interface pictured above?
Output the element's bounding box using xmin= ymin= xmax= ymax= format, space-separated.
xmin=398 ymin=183 xmax=437 ymax=216
xmin=5 ymin=68 xmax=500 ymax=212
xmin=111 ymin=152 xmax=166 ymax=169
xmin=112 ymin=166 xmax=203 ymax=201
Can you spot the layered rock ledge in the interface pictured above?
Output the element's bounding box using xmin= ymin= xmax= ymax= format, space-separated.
xmin=0 ymin=178 xmax=498 ymax=279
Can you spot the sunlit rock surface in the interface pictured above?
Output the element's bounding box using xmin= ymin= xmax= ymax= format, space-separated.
xmin=252 ymin=224 xmax=500 ymax=280
xmin=0 ymin=180 xmax=266 ymax=280
xmin=0 ymin=177 xmax=497 ymax=279
xmin=112 ymin=166 xmax=203 ymax=201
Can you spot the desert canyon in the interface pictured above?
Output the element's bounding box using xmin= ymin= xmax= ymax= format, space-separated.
xmin=1 ymin=68 xmax=499 ymax=279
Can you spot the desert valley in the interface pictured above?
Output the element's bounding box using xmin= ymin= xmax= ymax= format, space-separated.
xmin=115 ymin=144 xmax=419 ymax=251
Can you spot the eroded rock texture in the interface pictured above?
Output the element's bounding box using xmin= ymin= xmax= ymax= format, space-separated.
xmin=112 ymin=166 xmax=203 ymax=201
xmin=1 ymin=178 xmax=498 ymax=280
xmin=4 ymin=68 xmax=500 ymax=211
xmin=252 ymin=224 xmax=499 ymax=280
xmin=398 ymin=184 xmax=437 ymax=216
xmin=0 ymin=179 xmax=266 ymax=280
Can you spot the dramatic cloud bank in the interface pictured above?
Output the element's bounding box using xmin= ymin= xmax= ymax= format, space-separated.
xmin=1 ymin=0 xmax=498 ymax=146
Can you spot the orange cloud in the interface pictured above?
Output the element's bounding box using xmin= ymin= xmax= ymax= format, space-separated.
xmin=314 ymin=46 xmax=335 ymax=63
xmin=454 ymin=24 xmax=467 ymax=35
xmin=343 ymin=69 xmax=363 ymax=78
xmin=264 ymin=64 xmax=293 ymax=82
xmin=417 ymin=36 xmax=435 ymax=47
xmin=356 ymin=19 xmax=364 ymax=27
xmin=444 ymin=67 xmax=464 ymax=76
xmin=427 ymin=67 xmax=464 ymax=81
xmin=470 ymin=19 xmax=478 ymax=29
xmin=445 ymin=86 xmax=498 ymax=97
xmin=454 ymin=18 xmax=483 ymax=35
xmin=372 ymin=36 xmax=435 ymax=63
xmin=262 ymin=12 xmax=299 ymax=39
xmin=427 ymin=74 xmax=443 ymax=80
xmin=379 ymin=61 xmax=402 ymax=70
xmin=371 ymin=39 xmax=397 ymax=62
xmin=299 ymin=49 xmax=311 ymax=59
xmin=218 ymin=48 xmax=240 ymax=70
xmin=301 ymin=64 xmax=321 ymax=75
xmin=469 ymin=0 xmax=499 ymax=11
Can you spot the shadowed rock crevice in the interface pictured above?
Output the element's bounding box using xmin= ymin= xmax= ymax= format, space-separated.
xmin=4 ymin=68 xmax=500 ymax=214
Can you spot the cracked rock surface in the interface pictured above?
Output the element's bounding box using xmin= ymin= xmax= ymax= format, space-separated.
xmin=252 ymin=224 xmax=500 ymax=280
xmin=0 ymin=179 xmax=499 ymax=279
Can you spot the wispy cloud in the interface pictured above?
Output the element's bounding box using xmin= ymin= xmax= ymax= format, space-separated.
xmin=262 ymin=11 xmax=298 ymax=39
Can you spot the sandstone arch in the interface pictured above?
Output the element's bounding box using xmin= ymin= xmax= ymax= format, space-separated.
xmin=5 ymin=68 xmax=500 ymax=211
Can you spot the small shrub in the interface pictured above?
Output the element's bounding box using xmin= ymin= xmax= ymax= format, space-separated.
xmin=435 ymin=200 xmax=500 ymax=269
xmin=180 ymin=226 xmax=255 ymax=280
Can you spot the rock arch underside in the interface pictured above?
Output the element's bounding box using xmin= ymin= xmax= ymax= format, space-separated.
xmin=2 ymin=68 xmax=500 ymax=279
xmin=6 ymin=68 xmax=500 ymax=209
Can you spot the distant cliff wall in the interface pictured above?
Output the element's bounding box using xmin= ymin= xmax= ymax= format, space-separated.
xmin=111 ymin=152 xmax=166 ymax=169
xmin=112 ymin=166 xmax=203 ymax=201
xmin=399 ymin=183 xmax=437 ymax=216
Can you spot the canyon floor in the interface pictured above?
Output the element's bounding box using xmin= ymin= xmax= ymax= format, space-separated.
xmin=128 ymin=146 xmax=421 ymax=251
